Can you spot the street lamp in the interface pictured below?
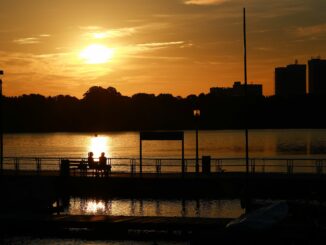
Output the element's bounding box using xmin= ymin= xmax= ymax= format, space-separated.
xmin=0 ymin=70 xmax=4 ymax=172
xmin=193 ymin=109 xmax=200 ymax=174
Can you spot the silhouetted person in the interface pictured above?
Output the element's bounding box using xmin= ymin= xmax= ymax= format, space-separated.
xmin=88 ymin=152 xmax=96 ymax=176
xmin=99 ymin=152 xmax=107 ymax=177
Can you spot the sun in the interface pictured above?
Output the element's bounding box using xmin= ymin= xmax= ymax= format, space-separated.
xmin=89 ymin=136 xmax=108 ymax=158
xmin=80 ymin=44 xmax=114 ymax=64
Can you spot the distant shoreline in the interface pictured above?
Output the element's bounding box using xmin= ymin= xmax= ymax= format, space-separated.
xmin=3 ymin=86 xmax=326 ymax=132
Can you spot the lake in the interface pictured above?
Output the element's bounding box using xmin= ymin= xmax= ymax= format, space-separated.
xmin=4 ymin=129 xmax=326 ymax=158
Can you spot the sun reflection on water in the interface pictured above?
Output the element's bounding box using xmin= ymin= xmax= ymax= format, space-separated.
xmin=69 ymin=198 xmax=244 ymax=218
xmin=86 ymin=201 xmax=105 ymax=213
xmin=89 ymin=135 xmax=109 ymax=158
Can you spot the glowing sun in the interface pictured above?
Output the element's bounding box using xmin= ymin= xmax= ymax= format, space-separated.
xmin=89 ymin=136 xmax=108 ymax=158
xmin=80 ymin=44 xmax=114 ymax=64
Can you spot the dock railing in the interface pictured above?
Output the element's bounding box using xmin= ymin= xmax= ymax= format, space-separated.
xmin=1 ymin=157 xmax=325 ymax=176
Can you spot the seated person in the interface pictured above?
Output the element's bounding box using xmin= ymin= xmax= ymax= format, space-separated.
xmin=88 ymin=152 xmax=96 ymax=169
xmin=98 ymin=152 xmax=108 ymax=176
xmin=99 ymin=152 xmax=107 ymax=169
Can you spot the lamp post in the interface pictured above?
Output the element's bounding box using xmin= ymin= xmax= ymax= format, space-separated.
xmin=193 ymin=109 xmax=200 ymax=174
xmin=0 ymin=70 xmax=4 ymax=172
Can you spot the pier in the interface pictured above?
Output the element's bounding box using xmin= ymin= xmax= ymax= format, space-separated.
xmin=1 ymin=156 xmax=326 ymax=199
xmin=2 ymin=156 xmax=326 ymax=175
xmin=2 ymin=156 xmax=326 ymax=244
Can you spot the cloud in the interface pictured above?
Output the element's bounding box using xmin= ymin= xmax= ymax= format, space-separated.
xmin=119 ymin=41 xmax=187 ymax=56
xmin=137 ymin=41 xmax=185 ymax=48
xmin=13 ymin=34 xmax=51 ymax=45
xmin=183 ymin=0 xmax=227 ymax=5
xmin=13 ymin=37 xmax=40 ymax=45
xmin=295 ymin=23 xmax=326 ymax=37
xmin=85 ymin=27 xmax=136 ymax=39
xmin=0 ymin=50 xmax=111 ymax=89
xmin=79 ymin=26 xmax=102 ymax=30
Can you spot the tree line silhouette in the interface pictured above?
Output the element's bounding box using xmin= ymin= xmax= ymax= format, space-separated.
xmin=3 ymin=86 xmax=326 ymax=132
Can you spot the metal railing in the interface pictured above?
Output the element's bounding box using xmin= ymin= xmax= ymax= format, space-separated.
xmin=1 ymin=156 xmax=326 ymax=175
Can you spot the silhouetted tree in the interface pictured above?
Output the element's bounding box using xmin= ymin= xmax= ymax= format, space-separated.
xmin=3 ymin=85 xmax=326 ymax=132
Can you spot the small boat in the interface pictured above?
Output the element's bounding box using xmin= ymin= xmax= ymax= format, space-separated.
xmin=226 ymin=201 xmax=288 ymax=231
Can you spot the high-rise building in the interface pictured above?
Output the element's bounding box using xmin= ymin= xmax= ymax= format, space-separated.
xmin=232 ymin=81 xmax=263 ymax=96
xmin=308 ymin=58 xmax=326 ymax=96
xmin=275 ymin=63 xmax=306 ymax=96
xmin=210 ymin=81 xmax=263 ymax=97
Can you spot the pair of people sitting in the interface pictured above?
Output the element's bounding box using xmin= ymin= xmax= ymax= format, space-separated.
xmin=87 ymin=152 xmax=110 ymax=176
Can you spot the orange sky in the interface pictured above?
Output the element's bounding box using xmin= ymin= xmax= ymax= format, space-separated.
xmin=0 ymin=0 xmax=325 ymax=97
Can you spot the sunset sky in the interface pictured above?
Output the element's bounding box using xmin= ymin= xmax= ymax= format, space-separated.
xmin=0 ymin=0 xmax=325 ymax=97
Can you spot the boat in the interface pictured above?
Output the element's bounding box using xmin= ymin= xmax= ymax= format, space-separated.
xmin=226 ymin=201 xmax=288 ymax=231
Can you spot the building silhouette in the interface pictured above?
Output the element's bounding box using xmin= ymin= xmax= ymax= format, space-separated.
xmin=210 ymin=81 xmax=263 ymax=97
xmin=308 ymin=58 xmax=326 ymax=96
xmin=275 ymin=62 xmax=306 ymax=96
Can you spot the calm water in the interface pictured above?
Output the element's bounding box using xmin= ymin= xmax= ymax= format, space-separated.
xmin=67 ymin=197 xmax=243 ymax=218
xmin=4 ymin=129 xmax=326 ymax=158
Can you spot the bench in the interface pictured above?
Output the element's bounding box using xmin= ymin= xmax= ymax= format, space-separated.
xmin=68 ymin=160 xmax=111 ymax=177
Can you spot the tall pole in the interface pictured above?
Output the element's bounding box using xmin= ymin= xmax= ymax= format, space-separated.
xmin=243 ymin=8 xmax=251 ymax=213
xmin=243 ymin=8 xmax=249 ymax=177
xmin=0 ymin=70 xmax=3 ymax=173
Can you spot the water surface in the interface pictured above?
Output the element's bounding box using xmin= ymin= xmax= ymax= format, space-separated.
xmin=5 ymin=129 xmax=326 ymax=158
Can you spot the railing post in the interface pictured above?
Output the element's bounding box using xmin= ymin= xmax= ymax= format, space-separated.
xmin=287 ymin=160 xmax=293 ymax=175
xmin=155 ymin=159 xmax=161 ymax=175
xmin=139 ymin=137 xmax=142 ymax=175
xmin=181 ymin=138 xmax=185 ymax=175
xmin=216 ymin=159 xmax=223 ymax=173
xmin=316 ymin=160 xmax=323 ymax=175
xmin=14 ymin=157 xmax=19 ymax=172
xmin=250 ymin=159 xmax=255 ymax=173
xmin=107 ymin=158 xmax=112 ymax=176
xmin=36 ymin=158 xmax=41 ymax=174
xmin=130 ymin=159 xmax=136 ymax=175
